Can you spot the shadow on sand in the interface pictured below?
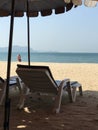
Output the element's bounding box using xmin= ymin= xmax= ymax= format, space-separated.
xmin=0 ymin=87 xmax=98 ymax=130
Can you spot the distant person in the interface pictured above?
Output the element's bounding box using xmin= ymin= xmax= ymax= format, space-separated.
xmin=17 ymin=54 xmax=22 ymax=62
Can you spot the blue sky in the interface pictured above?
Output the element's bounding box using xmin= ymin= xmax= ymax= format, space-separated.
xmin=0 ymin=4 xmax=98 ymax=53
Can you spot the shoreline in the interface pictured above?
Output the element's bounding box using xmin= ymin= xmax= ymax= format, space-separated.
xmin=0 ymin=61 xmax=98 ymax=91
xmin=1 ymin=52 xmax=98 ymax=63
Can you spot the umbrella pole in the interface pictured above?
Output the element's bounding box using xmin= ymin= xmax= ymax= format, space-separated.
xmin=27 ymin=0 xmax=30 ymax=66
xmin=3 ymin=0 xmax=15 ymax=130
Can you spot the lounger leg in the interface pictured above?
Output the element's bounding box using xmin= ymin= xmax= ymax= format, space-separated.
xmin=16 ymin=78 xmax=25 ymax=109
xmin=72 ymin=87 xmax=77 ymax=102
xmin=79 ymin=86 xmax=83 ymax=96
xmin=67 ymin=81 xmax=73 ymax=103
xmin=53 ymin=85 xmax=63 ymax=113
xmin=0 ymin=83 xmax=6 ymax=105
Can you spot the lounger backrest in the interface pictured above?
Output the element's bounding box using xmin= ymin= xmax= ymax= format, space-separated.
xmin=0 ymin=77 xmax=4 ymax=88
xmin=16 ymin=65 xmax=58 ymax=94
xmin=0 ymin=77 xmax=4 ymax=83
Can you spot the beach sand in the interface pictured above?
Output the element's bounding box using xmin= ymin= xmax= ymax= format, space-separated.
xmin=0 ymin=62 xmax=98 ymax=130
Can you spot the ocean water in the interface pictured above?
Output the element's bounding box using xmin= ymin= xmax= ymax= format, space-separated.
xmin=0 ymin=52 xmax=98 ymax=63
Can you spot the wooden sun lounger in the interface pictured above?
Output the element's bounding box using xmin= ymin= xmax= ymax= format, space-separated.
xmin=16 ymin=64 xmax=83 ymax=113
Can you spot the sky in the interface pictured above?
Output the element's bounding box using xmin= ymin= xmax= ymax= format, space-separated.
xmin=0 ymin=4 xmax=98 ymax=53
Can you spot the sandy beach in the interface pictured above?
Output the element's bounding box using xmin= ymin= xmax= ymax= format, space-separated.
xmin=0 ymin=61 xmax=98 ymax=130
xmin=1 ymin=61 xmax=98 ymax=91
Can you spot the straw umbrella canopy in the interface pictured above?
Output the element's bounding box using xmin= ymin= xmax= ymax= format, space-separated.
xmin=0 ymin=0 xmax=82 ymax=130
xmin=0 ymin=0 xmax=78 ymax=17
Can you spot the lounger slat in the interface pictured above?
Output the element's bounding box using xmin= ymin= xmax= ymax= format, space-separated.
xmin=16 ymin=69 xmax=58 ymax=94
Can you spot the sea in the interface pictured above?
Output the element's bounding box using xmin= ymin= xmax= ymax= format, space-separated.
xmin=0 ymin=52 xmax=98 ymax=63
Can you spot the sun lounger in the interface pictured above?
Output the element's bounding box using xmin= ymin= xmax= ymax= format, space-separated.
xmin=16 ymin=64 xmax=83 ymax=113
xmin=0 ymin=76 xmax=24 ymax=106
